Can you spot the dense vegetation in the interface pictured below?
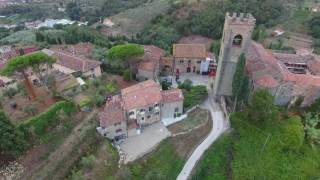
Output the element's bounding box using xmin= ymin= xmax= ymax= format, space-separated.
xmin=65 ymin=0 xmax=150 ymax=24
xmin=309 ymin=14 xmax=320 ymax=54
xmin=0 ymin=3 xmax=63 ymax=22
xmin=137 ymin=0 xmax=287 ymax=51
xmin=192 ymin=90 xmax=320 ymax=179
xmin=179 ymin=80 xmax=208 ymax=110
xmin=35 ymin=25 xmax=111 ymax=47
xmin=0 ymin=111 xmax=28 ymax=157
xmin=19 ymin=100 xmax=76 ymax=136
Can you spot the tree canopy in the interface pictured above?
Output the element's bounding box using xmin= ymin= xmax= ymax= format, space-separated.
xmin=107 ymin=43 xmax=144 ymax=67
xmin=0 ymin=52 xmax=55 ymax=76
xmin=248 ymin=89 xmax=278 ymax=122
xmin=304 ymin=113 xmax=320 ymax=147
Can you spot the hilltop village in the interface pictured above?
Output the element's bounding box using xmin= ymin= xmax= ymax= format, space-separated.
xmin=0 ymin=0 xmax=320 ymax=179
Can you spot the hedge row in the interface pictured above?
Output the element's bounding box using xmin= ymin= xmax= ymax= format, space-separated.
xmin=19 ymin=101 xmax=77 ymax=136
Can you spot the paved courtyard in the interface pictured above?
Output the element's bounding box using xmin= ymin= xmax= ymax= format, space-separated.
xmin=120 ymin=121 xmax=171 ymax=163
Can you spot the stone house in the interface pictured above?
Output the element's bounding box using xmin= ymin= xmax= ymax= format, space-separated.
xmin=213 ymin=12 xmax=320 ymax=107
xmin=136 ymin=45 xmax=165 ymax=81
xmin=161 ymin=89 xmax=184 ymax=119
xmin=172 ymin=44 xmax=216 ymax=76
xmin=42 ymin=49 xmax=102 ymax=78
xmin=97 ymin=95 xmax=128 ymax=140
xmin=173 ymin=44 xmax=207 ymax=74
xmin=97 ymin=80 xmax=184 ymax=140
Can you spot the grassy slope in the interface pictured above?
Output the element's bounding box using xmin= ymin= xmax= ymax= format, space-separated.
xmin=192 ymin=112 xmax=320 ymax=180
xmin=107 ymin=0 xmax=170 ymax=36
xmin=65 ymin=109 xmax=212 ymax=179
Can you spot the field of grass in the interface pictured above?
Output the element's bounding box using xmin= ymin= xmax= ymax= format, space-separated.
xmin=105 ymin=0 xmax=170 ymax=37
xmin=0 ymin=30 xmax=36 ymax=45
xmin=192 ymin=112 xmax=320 ymax=180
xmin=191 ymin=133 xmax=232 ymax=180
xmin=168 ymin=108 xmax=209 ymax=134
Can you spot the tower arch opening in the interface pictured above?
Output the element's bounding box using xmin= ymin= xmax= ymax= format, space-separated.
xmin=232 ymin=34 xmax=243 ymax=46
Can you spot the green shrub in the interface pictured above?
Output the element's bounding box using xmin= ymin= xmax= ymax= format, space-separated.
xmin=19 ymin=101 xmax=76 ymax=136
xmin=123 ymin=69 xmax=132 ymax=81
xmin=281 ymin=116 xmax=304 ymax=151
xmin=79 ymin=97 xmax=92 ymax=108
xmin=0 ymin=111 xmax=28 ymax=156
xmin=178 ymin=79 xmax=193 ymax=91
xmin=91 ymin=94 xmax=105 ymax=107
xmin=183 ymin=85 xmax=208 ymax=110
xmin=80 ymin=154 xmax=96 ymax=169
xmin=106 ymin=82 xmax=117 ymax=93
xmin=2 ymin=87 xmax=18 ymax=98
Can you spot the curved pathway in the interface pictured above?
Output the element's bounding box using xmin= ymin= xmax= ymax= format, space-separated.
xmin=177 ymin=96 xmax=229 ymax=180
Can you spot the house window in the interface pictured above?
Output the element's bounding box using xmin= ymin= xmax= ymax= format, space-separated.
xmin=179 ymin=60 xmax=184 ymax=64
xmin=114 ymin=122 xmax=121 ymax=126
xmin=116 ymin=129 xmax=122 ymax=133
xmin=232 ymin=34 xmax=243 ymax=46
xmin=197 ymin=61 xmax=201 ymax=64
xmin=175 ymin=107 xmax=179 ymax=112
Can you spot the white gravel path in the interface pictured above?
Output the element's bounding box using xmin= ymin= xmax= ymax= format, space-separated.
xmin=177 ymin=96 xmax=230 ymax=180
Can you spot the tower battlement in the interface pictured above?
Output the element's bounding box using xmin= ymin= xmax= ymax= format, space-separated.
xmin=226 ymin=12 xmax=256 ymax=25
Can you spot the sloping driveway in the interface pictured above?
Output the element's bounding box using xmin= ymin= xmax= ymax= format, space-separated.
xmin=177 ymin=95 xmax=229 ymax=180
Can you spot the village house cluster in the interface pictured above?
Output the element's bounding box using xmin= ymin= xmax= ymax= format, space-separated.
xmin=2 ymin=12 xmax=320 ymax=143
xmin=97 ymin=80 xmax=184 ymax=141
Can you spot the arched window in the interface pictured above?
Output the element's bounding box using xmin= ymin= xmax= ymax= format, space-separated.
xmin=232 ymin=34 xmax=243 ymax=46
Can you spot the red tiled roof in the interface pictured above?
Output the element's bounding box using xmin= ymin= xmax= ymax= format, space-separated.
xmin=173 ymin=44 xmax=206 ymax=58
xmin=254 ymin=75 xmax=279 ymax=88
xmin=139 ymin=61 xmax=155 ymax=71
xmin=43 ymin=49 xmax=101 ymax=72
xmin=143 ymin=45 xmax=165 ymax=61
xmin=98 ymin=95 xmax=126 ymax=128
xmin=15 ymin=47 xmax=38 ymax=55
xmin=138 ymin=45 xmax=165 ymax=71
xmin=162 ymin=89 xmax=184 ymax=103
xmin=54 ymin=43 xmax=94 ymax=56
xmin=0 ymin=50 xmax=18 ymax=62
xmin=273 ymin=53 xmax=314 ymax=64
xmin=121 ymin=80 xmax=162 ymax=110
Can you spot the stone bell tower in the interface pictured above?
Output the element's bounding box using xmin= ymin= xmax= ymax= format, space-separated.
xmin=213 ymin=12 xmax=256 ymax=99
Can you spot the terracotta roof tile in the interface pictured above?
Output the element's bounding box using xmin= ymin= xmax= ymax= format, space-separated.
xmin=138 ymin=45 xmax=165 ymax=71
xmin=98 ymin=95 xmax=126 ymax=128
xmin=254 ymin=75 xmax=279 ymax=88
xmin=173 ymin=44 xmax=206 ymax=58
xmin=42 ymin=49 xmax=101 ymax=72
xmin=121 ymin=80 xmax=162 ymax=110
xmin=162 ymin=89 xmax=184 ymax=103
